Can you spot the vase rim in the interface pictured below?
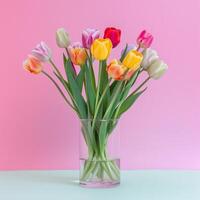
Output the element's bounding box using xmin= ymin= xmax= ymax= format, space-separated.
xmin=80 ymin=118 xmax=119 ymax=122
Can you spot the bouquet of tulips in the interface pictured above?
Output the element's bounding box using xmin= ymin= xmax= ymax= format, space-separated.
xmin=24 ymin=27 xmax=167 ymax=184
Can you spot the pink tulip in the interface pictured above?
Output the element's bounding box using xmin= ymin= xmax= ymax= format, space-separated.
xmin=32 ymin=41 xmax=52 ymax=62
xmin=136 ymin=30 xmax=153 ymax=48
xmin=82 ymin=28 xmax=100 ymax=49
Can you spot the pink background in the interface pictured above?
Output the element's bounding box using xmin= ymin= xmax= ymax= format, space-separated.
xmin=0 ymin=0 xmax=200 ymax=170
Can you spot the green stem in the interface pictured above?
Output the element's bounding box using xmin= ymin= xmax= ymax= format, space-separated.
xmin=49 ymin=59 xmax=79 ymax=113
xmin=132 ymin=76 xmax=151 ymax=94
xmin=136 ymin=45 xmax=141 ymax=51
xmin=41 ymin=70 xmax=76 ymax=111
xmin=80 ymin=152 xmax=119 ymax=181
xmin=114 ymin=76 xmax=150 ymax=119
xmin=49 ymin=59 xmax=63 ymax=79
xmin=86 ymin=50 xmax=96 ymax=91
xmin=131 ymin=68 xmax=142 ymax=87
xmin=113 ymin=69 xmax=143 ymax=119
xmin=92 ymin=79 xmax=112 ymax=131
xmin=65 ymin=48 xmax=77 ymax=76
xmin=95 ymin=61 xmax=103 ymax=110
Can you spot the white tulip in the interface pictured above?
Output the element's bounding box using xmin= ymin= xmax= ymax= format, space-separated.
xmin=147 ymin=59 xmax=168 ymax=79
xmin=56 ymin=28 xmax=70 ymax=48
xmin=141 ymin=48 xmax=159 ymax=69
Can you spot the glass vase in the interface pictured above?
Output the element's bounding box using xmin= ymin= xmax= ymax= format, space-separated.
xmin=79 ymin=119 xmax=120 ymax=188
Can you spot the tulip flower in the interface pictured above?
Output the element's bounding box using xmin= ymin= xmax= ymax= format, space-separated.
xmin=82 ymin=28 xmax=100 ymax=49
xmin=107 ymin=59 xmax=126 ymax=80
xmin=68 ymin=42 xmax=87 ymax=65
xmin=32 ymin=41 xmax=52 ymax=62
xmin=122 ymin=50 xmax=143 ymax=70
xmin=141 ymin=48 xmax=159 ymax=70
xmin=23 ymin=55 xmax=43 ymax=74
xmin=56 ymin=28 xmax=70 ymax=48
xmin=91 ymin=38 xmax=112 ymax=60
xmin=147 ymin=59 xmax=168 ymax=79
xmin=136 ymin=30 xmax=153 ymax=48
xmin=104 ymin=27 xmax=121 ymax=48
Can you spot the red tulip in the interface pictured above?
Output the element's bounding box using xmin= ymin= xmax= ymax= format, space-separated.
xmin=103 ymin=27 xmax=121 ymax=48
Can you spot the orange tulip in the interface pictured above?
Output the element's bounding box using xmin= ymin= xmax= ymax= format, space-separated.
xmin=23 ymin=55 xmax=42 ymax=74
xmin=68 ymin=43 xmax=87 ymax=65
xmin=107 ymin=59 xmax=126 ymax=80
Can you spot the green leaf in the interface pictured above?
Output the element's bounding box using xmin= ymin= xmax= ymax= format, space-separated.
xmin=110 ymin=81 xmax=117 ymax=94
xmin=87 ymin=53 xmax=96 ymax=92
xmin=98 ymin=120 xmax=109 ymax=150
xmin=100 ymin=60 xmax=110 ymax=112
xmin=53 ymin=71 xmax=70 ymax=91
xmin=121 ymin=69 xmax=140 ymax=100
xmin=91 ymin=79 xmax=111 ymax=133
xmin=103 ymin=81 xmax=123 ymax=119
xmin=120 ymin=44 xmax=128 ymax=62
xmin=117 ymin=88 xmax=147 ymax=118
xmin=53 ymin=71 xmax=81 ymax=116
xmin=64 ymin=56 xmax=87 ymax=118
xmin=84 ymin=63 xmax=96 ymax=115
xmin=95 ymin=60 xmax=110 ymax=119
xmin=98 ymin=81 xmax=123 ymax=150
xmin=63 ymin=54 xmax=76 ymax=79
xmin=76 ymin=65 xmax=85 ymax=91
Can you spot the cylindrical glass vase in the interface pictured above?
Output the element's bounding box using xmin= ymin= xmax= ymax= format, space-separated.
xmin=79 ymin=119 xmax=120 ymax=188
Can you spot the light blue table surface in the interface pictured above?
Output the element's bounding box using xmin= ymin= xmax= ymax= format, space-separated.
xmin=0 ymin=170 xmax=200 ymax=200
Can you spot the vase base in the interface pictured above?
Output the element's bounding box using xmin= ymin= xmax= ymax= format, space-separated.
xmin=80 ymin=181 xmax=120 ymax=188
xmin=79 ymin=158 xmax=120 ymax=188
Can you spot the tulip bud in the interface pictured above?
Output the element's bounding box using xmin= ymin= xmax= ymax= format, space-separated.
xmin=141 ymin=48 xmax=159 ymax=69
xmin=68 ymin=42 xmax=87 ymax=66
xmin=56 ymin=28 xmax=70 ymax=48
xmin=147 ymin=59 xmax=168 ymax=79
xmin=104 ymin=27 xmax=121 ymax=48
xmin=137 ymin=30 xmax=153 ymax=48
xmin=107 ymin=59 xmax=126 ymax=80
xmin=82 ymin=28 xmax=100 ymax=49
xmin=32 ymin=41 xmax=52 ymax=62
xmin=91 ymin=38 xmax=112 ymax=60
xmin=23 ymin=55 xmax=42 ymax=74
xmin=122 ymin=50 xmax=143 ymax=70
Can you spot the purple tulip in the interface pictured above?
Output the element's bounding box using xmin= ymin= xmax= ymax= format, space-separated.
xmin=32 ymin=41 xmax=52 ymax=62
xmin=82 ymin=28 xmax=100 ymax=49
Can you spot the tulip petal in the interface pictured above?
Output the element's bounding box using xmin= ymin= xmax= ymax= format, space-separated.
xmin=147 ymin=59 xmax=168 ymax=79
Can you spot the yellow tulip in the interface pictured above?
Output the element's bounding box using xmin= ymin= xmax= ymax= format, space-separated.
xmin=122 ymin=50 xmax=143 ymax=70
xmin=91 ymin=38 xmax=112 ymax=60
